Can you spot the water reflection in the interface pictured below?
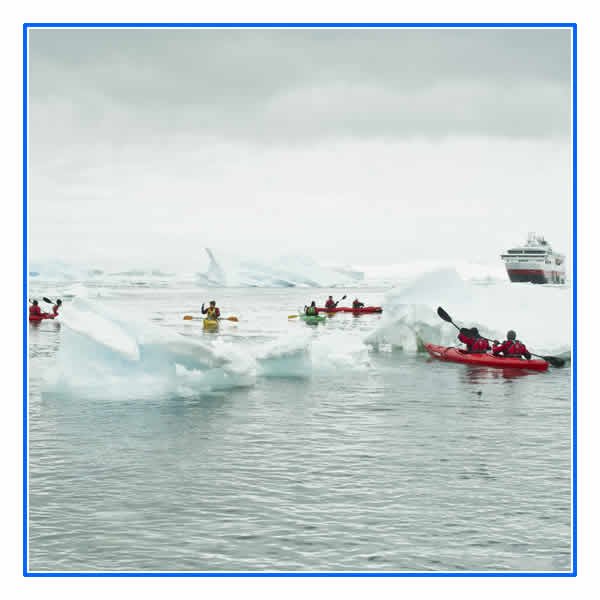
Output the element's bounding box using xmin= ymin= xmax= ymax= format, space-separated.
xmin=461 ymin=365 xmax=537 ymax=384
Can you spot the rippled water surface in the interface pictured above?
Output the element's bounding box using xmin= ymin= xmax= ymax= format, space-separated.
xmin=27 ymin=286 xmax=572 ymax=572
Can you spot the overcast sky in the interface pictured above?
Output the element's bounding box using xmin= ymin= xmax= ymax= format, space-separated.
xmin=28 ymin=27 xmax=572 ymax=269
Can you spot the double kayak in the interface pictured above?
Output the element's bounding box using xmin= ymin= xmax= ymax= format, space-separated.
xmin=203 ymin=318 xmax=219 ymax=330
xmin=29 ymin=313 xmax=57 ymax=322
xmin=316 ymin=306 xmax=382 ymax=314
xmin=425 ymin=343 xmax=548 ymax=371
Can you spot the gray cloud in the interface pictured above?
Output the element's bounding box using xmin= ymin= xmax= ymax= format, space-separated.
xmin=28 ymin=27 xmax=573 ymax=266
xmin=29 ymin=28 xmax=571 ymax=144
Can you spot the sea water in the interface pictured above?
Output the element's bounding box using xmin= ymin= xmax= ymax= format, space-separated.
xmin=27 ymin=281 xmax=572 ymax=572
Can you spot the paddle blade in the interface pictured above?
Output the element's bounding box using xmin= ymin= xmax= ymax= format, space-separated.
xmin=43 ymin=297 xmax=53 ymax=304
xmin=288 ymin=314 xmax=299 ymax=319
xmin=437 ymin=306 xmax=453 ymax=323
xmin=183 ymin=315 xmax=194 ymax=320
xmin=225 ymin=316 xmax=239 ymax=322
xmin=542 ymin=356 xmax=565 ymax=368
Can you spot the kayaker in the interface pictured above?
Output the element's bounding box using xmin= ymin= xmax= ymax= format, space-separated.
xmin=201 ymin=300 xmax=221 ymax=320
xmin=29 ymin=300 xmax=43 ymax=318
xmin=52 ymin=299 xmax=62 ymax=315
xmin=325 ymin=296 xmax=338 ymax=311
xmin=458 ymin=327 xmax=490 ymax=353
xmin=352 ymin=298 xmax=365 ymax=309
xmin=305 ymin=301 xmax=318 ymax=316
xmin=492 ymin=330 xmax=531 ymax=359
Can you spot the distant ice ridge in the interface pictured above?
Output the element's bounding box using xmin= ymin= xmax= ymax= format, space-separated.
xmin=195 ymin=248 xmax=364 ymax=288
xmin=29 ymin=251 xmax=364 ymax=288
xmin=28 ymin=260 xmax=176 ymax=286
xmin=366 ymin=268 xmax=572 ymax=358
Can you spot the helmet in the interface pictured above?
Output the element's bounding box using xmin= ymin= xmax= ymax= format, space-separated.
xmin=507 ymin=330 xmax=516 ymax=340
xmin=209 ymin=300 xmax=216 ymax=305
xmin=471 ymin=327 xmax=480 ymax=337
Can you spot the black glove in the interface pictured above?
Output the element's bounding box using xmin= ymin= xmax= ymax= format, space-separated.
xmin=460 ymin=328 xmax=470 ymax=335
xmin=525 ymin=352 xmax=531 ymax=360
xmin=493 ymin=340 xmax=500 ymax=346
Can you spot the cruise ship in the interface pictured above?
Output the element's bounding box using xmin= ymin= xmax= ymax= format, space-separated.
xmin=501 ymin=233 xmax=566 ymax=284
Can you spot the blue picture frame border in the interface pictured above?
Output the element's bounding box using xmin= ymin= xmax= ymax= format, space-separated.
xmin=22 ymin=21 xmax=577 ymax=578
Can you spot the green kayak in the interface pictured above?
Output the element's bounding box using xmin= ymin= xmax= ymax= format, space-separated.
xmin=300 ymin=314 xmax=326 ymax=324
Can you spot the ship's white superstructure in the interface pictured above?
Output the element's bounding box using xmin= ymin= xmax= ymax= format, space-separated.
xmin=501 ymin=233 xmax=566 ymax=284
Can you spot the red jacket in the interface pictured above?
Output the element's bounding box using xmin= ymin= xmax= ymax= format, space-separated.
xmin=29 ymin=305 xmax=42 ymax=317
xmin=325 ymin=299 xmax=337 ymax=310
xmin=458 ymin=332 xmax=490 ymax=353
xmin=493 ymin=340 xmax=530 ymax=358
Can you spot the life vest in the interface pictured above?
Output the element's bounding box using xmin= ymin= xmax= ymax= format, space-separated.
xmin=306 ymin=306 xmax=318 ymax=316
xmin=325 ymin=299 xmax=336 ymax=309
xmin=503 ymin=341 xmax=527 ymax=356
xmin=206 ymin=306 xmax=219 ymax=320
xmin=470 ymin=337 xmax=490 ymax=353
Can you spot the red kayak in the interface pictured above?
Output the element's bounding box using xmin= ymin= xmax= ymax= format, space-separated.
xmin=29 ymin=313 xmax=57 ymax=322
xmin=425 ymin=343 xmax=548 ymax=371
xmin=316 ymin=306 xmax=383 ymax=314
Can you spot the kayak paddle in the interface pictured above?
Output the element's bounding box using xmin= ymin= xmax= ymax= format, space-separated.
xmin=334 ymin=294 xmax=347 ymax=307
xmin=43 ymin=297 xmax=54 ymax=304
xmin=437 ymin=306 xmax=565 ymax=368
xmin=437 ymin=306 xmax=460 ymax=330
xmin=183 ymin=315 xmax=238 ymax=322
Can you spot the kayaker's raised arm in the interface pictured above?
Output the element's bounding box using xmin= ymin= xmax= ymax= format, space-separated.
xmin=202 ymin=300 xmax=220 ymax=319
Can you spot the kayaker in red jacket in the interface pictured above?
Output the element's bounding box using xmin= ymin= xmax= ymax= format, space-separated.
xmin=29 ymin=300 xmax=42 ymax=318
xmin=493 ymin=330 xmax=531 ymax=359
xmin=325 ymin=296 xmax=338 ymax=311
xmin=458 ymin=327 xmax=490 ymax=353
xmin=52 ymin=299 xmax=62 ymax=315
xmin=352 ymin=298 xmax=365 ymax=309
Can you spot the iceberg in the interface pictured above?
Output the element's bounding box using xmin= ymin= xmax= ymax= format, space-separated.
xmin=46 ymin=297 xmax=256 ymax=398
xmin=366 ymin=268 xmax=572 ymax=357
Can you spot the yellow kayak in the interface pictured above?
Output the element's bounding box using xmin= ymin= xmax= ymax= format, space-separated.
xmin=203 ymin=318 xmax=219 ymax=330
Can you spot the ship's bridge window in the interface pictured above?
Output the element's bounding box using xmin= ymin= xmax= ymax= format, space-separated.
xmin=522 ymin=250 xmax=547 ymax=255
xmin=507 ymin=250 xmax=523 ymax=254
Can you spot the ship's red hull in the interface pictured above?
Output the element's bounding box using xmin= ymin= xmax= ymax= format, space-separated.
xmin=506 ymin=269 xmax=564 ymax=284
